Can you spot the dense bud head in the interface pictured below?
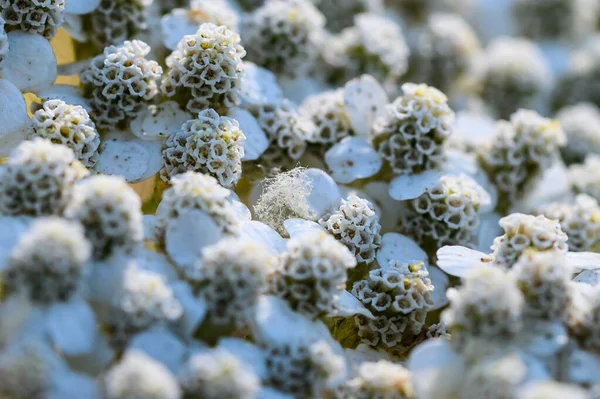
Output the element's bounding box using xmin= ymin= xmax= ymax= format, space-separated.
xmin=319 ymin=195 xmax=382 ymax=264
xmin=30 ymin=100 xmax=100 ymax=169
xmin=186 ymin=238 xmax=274 ymax=328
xmin=491 ymin=213 xmax=568 ymax=269
xmin=86 ymin=0 xmax=151 ymax=48
xmin=400 ymin=174 xmax=486 ymax=254
xmin=476 ymin=38 xmax=551 ymax=119
xmin=352 ymin=262 xmax=435 ymax=348
xmin=161 ymin=109 xmax=246 ymax=189
xmin=162 ymin=22 xmax=245 ymax=114
xmin=372 ymin=83 xmax=454 ymax=175
xmin=477 ymin=110 xmax=566 ymax=212
xmin=0 ymin=0 xmax=65 ymax=39
xmin=242 ymin=0 xmax=325 ymax=78
xmin=301 ymin=89 xmax=353 ymax=146
xmin=271 ymin=231 xmax=357 ymax=318
xmin=557 ymin=103 xmax=600 ymax=163
xmin=5 ymin=217 xmax=90 ymax=303
xmin=80 ymin=40 xmax=162 ymax=130
xmin=569 ymin=155 xmax=600 ymax=203
xmin=443 ymin=266 xmax=524 ymax=352
xmin=510 ymin=250 xmax=573 ymax=322
xmin=0 ymin=138 xmax=88 ymax=217
xmin=104 ymin=350 xmax=181 ymax=399
xmin=64 ymin=175 xmax=143 ymax=260
xmin=325 ymin=13 xmax=409 ymax=94
xmin=343 ymin=360 xmax=414 ymax=398
xmin=156 ymin=171 xmax=239 ymax=236
xmin=179 ymin=348 xmax=261 ymax=399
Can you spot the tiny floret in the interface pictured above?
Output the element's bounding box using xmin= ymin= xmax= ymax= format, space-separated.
xmin=319 ymin=195 xmax=382 ymax=264
xmin=29 ymin=100 xmax=100 ymax=169
xmin=80 ymin=40 xmax=162 ymax=130
xmin=64 ymin=175 xmax=143 ymax=260
xmin=0 ymin=0 xmax=65 ymax=39
xmin=0 ymin=138 xmax=88 ymax=216
xmin=160 ymin=109 xmax=246 ymax=189
xmin=5 ymin=217 xmax=90 ymax=303
xmin=352 ymin=262 xmax=435 ymax=349
xmin=271 ymin=231 xmax=357 ymax=318
xmin=162 ymin=22 xmax=246 ymax=114
xmin=178 ymin=348 xmax=261 ymax=399
xmin=372 ymin=83 xmax=454 ymax=175
xmin=104 ymin=350 xmax=181 ymax=399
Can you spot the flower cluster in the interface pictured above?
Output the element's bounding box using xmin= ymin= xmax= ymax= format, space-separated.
xmin=3 ymin=1 xmax=600 ymax=398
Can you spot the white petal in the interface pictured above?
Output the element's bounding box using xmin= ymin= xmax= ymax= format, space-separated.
xmin=230 ymin=199 xmax=251 ymax=221
xmin=0 ymin=79 xmax=30 ymax=156
xmin=343 ymin=75 xmax=388 ymax=138
xmin=362 ymin=181 xmax=404 ymax=232
xmin=283 ymin=218 xmax=327 ymax=239
xmin=377 ymin=233 xmax=427 ymax=270
xmin=61 ymin=13 xmax=87 ymax=42
xmin=161 ymin=9 xmax=200 ymax=50
xmin=67 ymin=332 xmax=115 ymax=375
xmin=515 ymin=159 xmax=570 ymax=213
xmin=566 ymin=252 xmax=600 ymax=271
xmin=240 ymin=221 xmax=286 ymax=257
xmin=239 ymin=62 xmax=283 ymax=107
xmin=218 ymin=338 xmax=268 ymax=379
xmin=229 ymin=108 xmax=268 ymax=161
xmin=279 ymin=76 xmax=327 ymax=106
xmin=250 ymin=296 xmax=332 ymax=347
xmin=49 ymin=371 xmax=100 ymax=399
xmin=143 ymin=215 xmax=160 ymax=242
xmin=568 ymin=348 xmax=600 ymax=384
xmin=574 ymin=269 xmax=600 ymax=286
xmin=65 ymin=0 xmax=101 ymax=14
xmin=46 ymin=299 xmax=96 ymax=356
xmin=428 ymin=266 xmax=449 ymax=310
xmin=172 ymin=281 xmax=207 ymax=337
xmin=257 ymin=388 xmax=294 ymax=399
xmin=453 ymin=111 xmax=496 ymax=147
xmin=330 ymin=291 xmax=375 ymax=319
xmin=388 ymin=170 xmax=443 ymax=201
xmin=325 ymin=137 xmax=382 ymax=184
xmin=436 ymin=246 xmax=491 ymax=278
xmin=0 ymin=294 xmax=33 ymax=345
xmin=2 ymin=32 xmax=56 ymax=93
xmin=408 ymin=339 xmax=465 ymax=399
xmin=129 ymin=326 xmax=187 ymax=373
xmin=477 ymin=212 xmax=502 ymax=253
xmin=302 ymin=168 xmax=341 ymax=219
xmin=130 ymin=101 xmax=191 ymax=141
xmin=165 ymin=209 xmax=223 ymax=269
xmin=85 ymin=254 xmax=128 ymax=303
xmin=134 ymin=247 xmax=179 ymax=282
xmin=96 ymin=129 xmax=162 ymax=182
xmin=34 ymin=85 xmax=90 ymax=111
xmin=0 ymin=216 xmax=31 ymax=270
xmin=521 ymin=322 xmax=568 ymax=358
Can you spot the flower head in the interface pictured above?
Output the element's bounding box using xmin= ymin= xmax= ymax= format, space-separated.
xmin=64 ymin=175 xmax=143 ymax=260
xmin=162 ymin=22 xmax=245 ymax=114
xmin=372 ymin=83 xmax=454 ymax=175
xmin=29 ymin=100 xmax=100 ymax=169
xmin=271 ymin=231 xmax=357 ymax=318
xmin=352 ymin=262 xmax=435 ymax=349
xmin=80 ymin=40 xmax=162 ymax=130
xmin=85 ymin=0 xmax=151 ymax=48
xmin=160 ymin=109 xmax=246 ymax=188
xmin=4 ymin=217 xmax=90 ymax=303
xmin=556 ymin=102 xmax=600 ymax=163
xmin=0 ymin=0 xmax=65 ymax=39
xmin=0 ymin=138 xmax=88 ymax=216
